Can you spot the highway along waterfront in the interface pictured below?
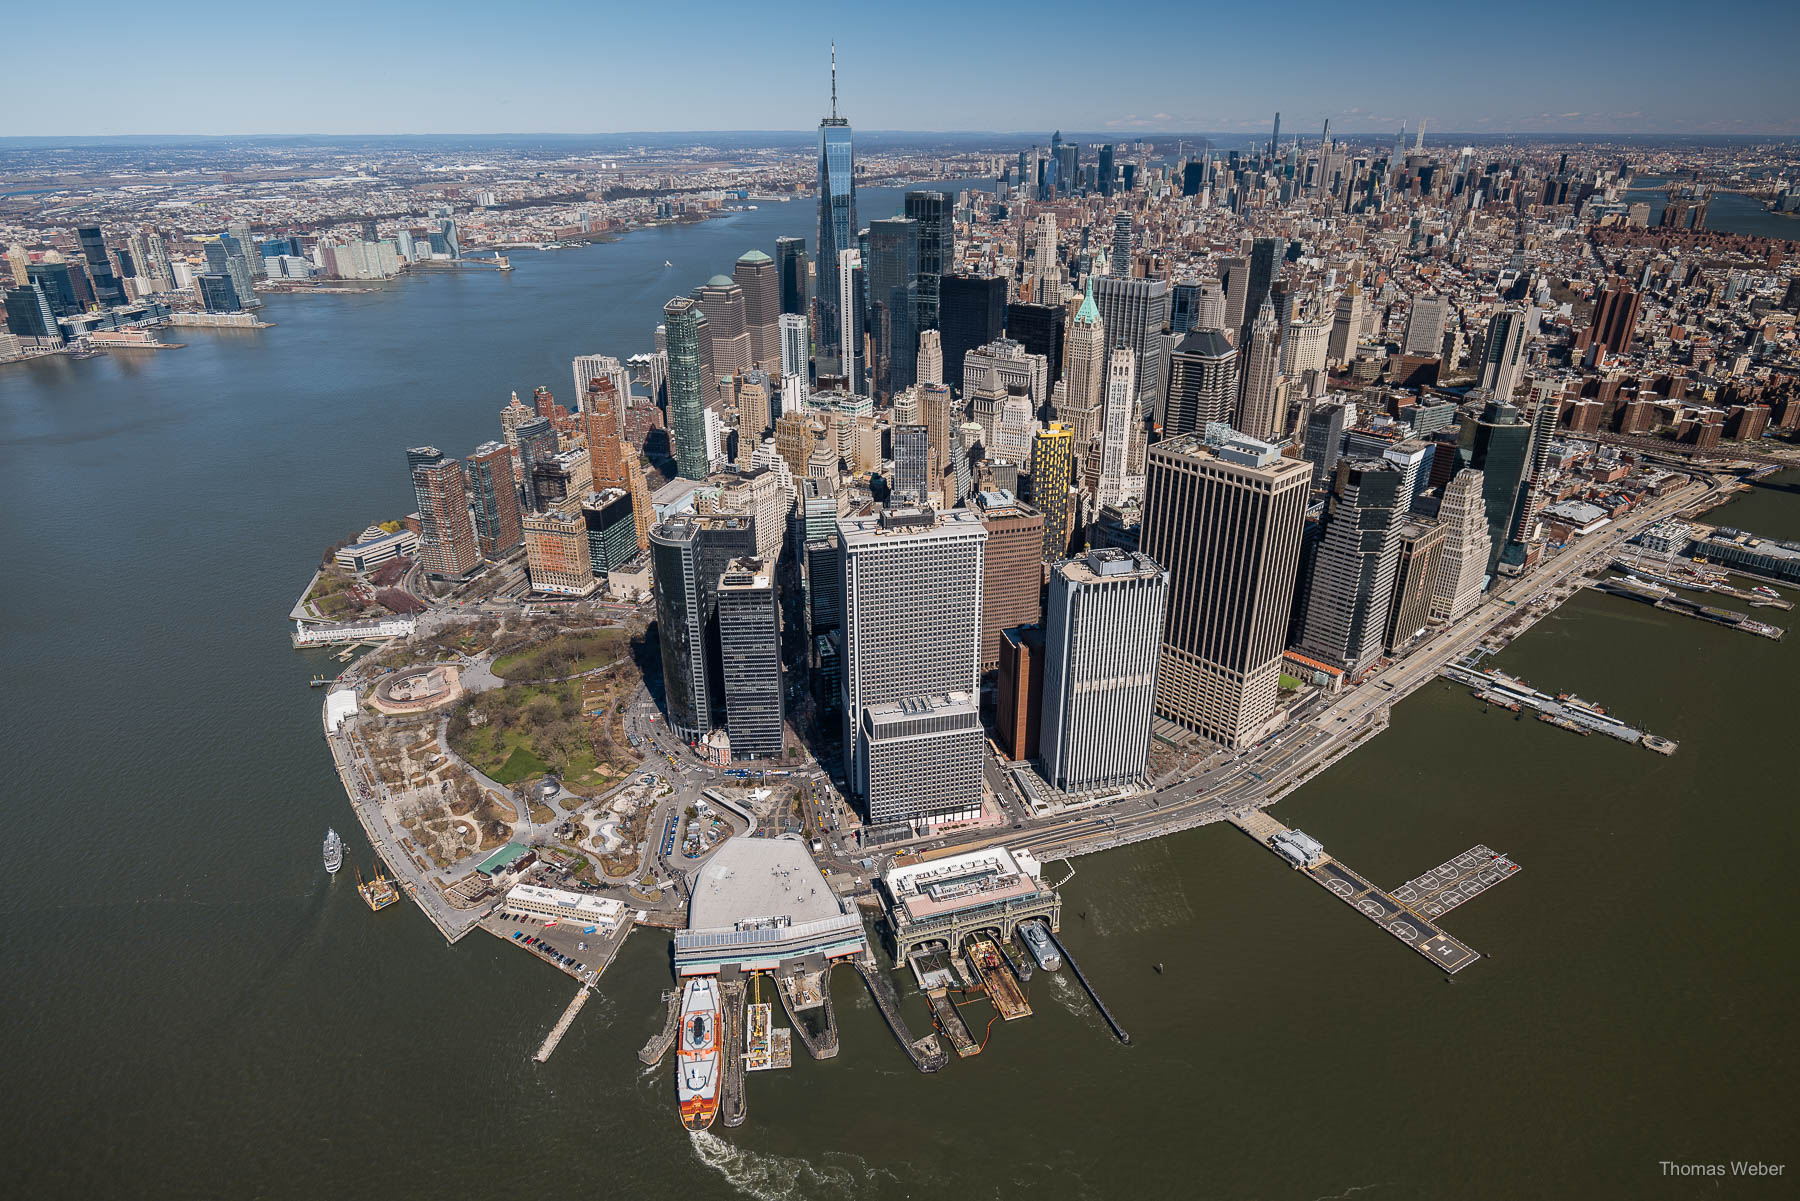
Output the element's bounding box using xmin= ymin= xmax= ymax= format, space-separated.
xmin=4 ymin=187 xmax=1798 ymax=1198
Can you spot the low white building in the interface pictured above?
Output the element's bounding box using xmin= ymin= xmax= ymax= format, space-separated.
xmin=292 ymin=615 xmax=416 ymax=646
xmin=504 ymin=884 xmax=626 ymax=928
xmin=334 ymin=525 xmax=420 ymax=572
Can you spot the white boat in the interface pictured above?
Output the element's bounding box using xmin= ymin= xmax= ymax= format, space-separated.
xmin=676 ymin=977 xmax=721 ymax=1130
xmin=323 ymin=828 xmax=344 ymax=874
xmin=1019 ymin=920 xmax=1061 ymax=971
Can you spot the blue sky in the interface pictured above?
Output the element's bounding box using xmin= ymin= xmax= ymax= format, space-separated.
xmin=10 ymin=0 xmax=1799 ymax=137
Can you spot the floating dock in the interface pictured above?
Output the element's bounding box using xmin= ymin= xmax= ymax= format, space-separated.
xmin=534 ymin=984 xmax=590 ymax=1063
xmin=774 ymin=966 xmax=839 ymax=1059
xmin=743 ymin=1001 xmax=791 ymax=1071
xmin=926 ymin=989 xmax=982 ymax=1057
xmin=720 ymin=978 xmax=748 ymax=1128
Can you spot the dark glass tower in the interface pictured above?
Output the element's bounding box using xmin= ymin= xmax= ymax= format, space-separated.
xmin=1005 ymin=301 xmax=1066 ymax=390
xmin=663 ymin=297 xmax=711 ymax=480
xmin=815 ymin=46 xmax=857 ymax=379
xmin=775 ymin=236 xmax=808 ymax=318
xmin=1098 ymin=144 xmax=1115 ymax=196
xmin=866 ymin=216 xmax=919 ymax=399
xmin=1239 ymin=236 xmax=1283 ymax=345
xmin=902 ymin=190 xmax=948 ymax=332
xmin=1457 ymin=400 xmax=1532 ymax=575
xmin=76 ymin=227 xmax=126 ymax=307
xmin=938 ymin=274 xmax=1007 ymax=392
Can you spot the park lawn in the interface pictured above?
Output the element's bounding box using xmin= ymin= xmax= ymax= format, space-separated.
xmin=492 ymin=629 xmax=628 ymax=680
xmin=492 ymin=744 xmax=550 ymax=784
xmin=1279 ymin=672 xmax=1303 ymax=690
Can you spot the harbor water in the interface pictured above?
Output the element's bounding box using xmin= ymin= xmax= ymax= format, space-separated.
xmin=2 ymin=193 xmax=1796 ymax=1199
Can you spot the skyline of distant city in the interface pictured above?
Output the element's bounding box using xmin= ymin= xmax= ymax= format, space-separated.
xmin=11 ymin=0 xmax=1800 ymax=138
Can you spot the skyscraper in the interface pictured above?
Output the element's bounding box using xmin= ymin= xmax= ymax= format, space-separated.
xmin=836 ymin=248 xmax=864 ymax=394
xmin=838 ymin=505 xmax=986 ymax=820
xmin=1590 ymin=279 xmax=1641 ymax=357
xmin=1237 ymin=300 xmax=1286 ymax=442
xmin=866 ymin=216 xmax=920 ymax=399
xmin=1165 ymin=327 xmax=1238 ymax=439
xmin=903 ymin=190 xmax=949 ymax=332
xmin=1458 ymin=401 xmax=1532 ymax=574
xmin=694 ymin=274 xmax=751 ymax=382
xmin=76 ymin=227 xmax=126 ymax=307
xmin=1098 ymin=348 xmax=1138 ymax=507
xmin=734 ymin=250 xmax=781 ymax=369
xmin=1384 ymin=517 xmax=1446 ymax=652
xmin=466 ymin=440 xmax=524 ymax=560
xmin=1293 ymin=458 xmax=1406 ymax=676
xmin=915 ymin=329 xmax=943 ymax=386
xmin=651 ymin=514 xmax=756 ymax=742
xmin=779 ymin=313 xmax=809 ymax=382
xmin=892 ymin=425 xmax=930 ymax=503
xmin=1430 ymin=469 xmax=1491 ymax=621
xmin=1302 ymin=399 xmax=1348 ymax=486
xmin=1097 ymin=144 xmax=1115 ymax=196
xmin=775 ymin=236 xmax=808 ymax=318
xmin=1040 ymin=549 xmax=1169 ymax=791
xmin=716 ymin=557 xmax=784 ymax=759
xmin=1238 ymin=237 xmax=1283 ymax=346
xmin=408 ymin=448 xmax=480 ymax=579
xmin=1480 ymin=307 xmax=1529 ymax=401
xmin=938 ymin=274 xmax=1007 ymax=392
xmin=1005 ymin=301 xmax=1067 ymax=388
xmin=971 ymin=489 xmax=1044 ymax=673
xmin=1403 ymin=294 xmax=1449 ymax=357
xmin=1110 ymin=213 xmax=1132 ymax=276
xmin=1328 ymin=286 xmax=1364 ymax=363
xmin=1143 ymin=426 xmax=1310 ymax=748
xmin=1030 ymin=424 xmax=1076 ymax=561
xmin=1092 ymin=276 xmax=1170 ymax=442
xmin=664 ymin=297 xmax=711 ymax=479
xmin=815 ymin=46 xmax=857 ymax=378
xmin=1057 ymin=278 xmax=1107 ymax=447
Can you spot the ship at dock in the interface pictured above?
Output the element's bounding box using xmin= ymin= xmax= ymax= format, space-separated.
xmin=676 ymin=977 xmax=721 ymax=1131
xmin=323 ymin=828 xmax=343 ymax=874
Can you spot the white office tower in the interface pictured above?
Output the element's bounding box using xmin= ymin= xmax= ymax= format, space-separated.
xmin=837 ymin=249 xmax=862 ymax=394
xmin=779 ymin=312 xmax=809 ymax=381
xmin=838 ymin=506 xmax=987 ymax=827
xmin=1236 ymin=299 xmax=1284 ymax=441
xmin=916 ymin=328 xmax=943 ymax=386
xmin=1430 ymin=468 xmax=1491 ymax=622
xmin=1195 ymin=279 xmax=1227 ymax=329
xmin=1039 ymin=549 xmax=1169 ymax=792
xmin=1403 ymin=294 xmax=1449 ymax=357
xmin=1481 ymin=307 xmax=1529 ymax=400
xmin=1098 ymin=348 xmax=1139 ymax=506
xmin=780 ymin=372 xmax=804 ymax=422
xmin=1033 ymin=213 xmax=1062 ymax=302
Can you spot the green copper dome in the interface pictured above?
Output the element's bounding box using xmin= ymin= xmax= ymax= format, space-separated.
xmin=737 ymin=249 xmax=772 ymax=263
xmin=1075 ymin=274 xmax=1100 ymax=326
xmin=705 ymin=274 xmax=735 ymax=287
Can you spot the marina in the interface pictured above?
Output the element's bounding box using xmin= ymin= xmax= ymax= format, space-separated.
xmin=1591 ymin=576 xmax=1786 ymax=640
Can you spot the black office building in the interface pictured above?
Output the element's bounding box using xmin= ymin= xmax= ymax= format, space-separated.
xmin=776 ymin=236 xmax=807 ymax=317
xmin=1098 ymin=145 xmax=1115 ymax=196
xmin=1005 ymin=301 xmax=1066 ymax=391
xmin=938 ymin=274 xmax=1007 ymax=392
xmin=77 ymin=227 xmax=127 ymax=307
xmin=717 ymin=557 xmax=784 ymax=758
xmin=866 ymin=216 xmax=920 ymax=399
xmin=903 ymin=190 xmax=949 ymax=332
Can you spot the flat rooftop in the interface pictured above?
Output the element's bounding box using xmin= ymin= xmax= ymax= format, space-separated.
xmin=884 ymin=845 xmax=1049 ymax=926
xmin=687 ymin=836 xmax=846 ymax=932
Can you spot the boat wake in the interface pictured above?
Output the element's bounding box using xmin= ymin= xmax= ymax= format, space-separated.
xmin=688 ymin=1131 xmax=904 ymax=1201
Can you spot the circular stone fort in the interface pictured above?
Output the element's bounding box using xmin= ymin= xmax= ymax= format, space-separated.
xmin=370 ymin=664 xmax=463 ymax=715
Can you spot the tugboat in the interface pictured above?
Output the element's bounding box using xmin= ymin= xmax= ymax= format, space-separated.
xmin=676 ymin=977 xmax=721 ymax=1131
xmin=323 ymin=828 xmax=344 ymax=874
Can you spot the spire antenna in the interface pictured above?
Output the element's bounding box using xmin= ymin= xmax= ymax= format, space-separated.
xmin=830 ymin=42 xmax=838 ymax=120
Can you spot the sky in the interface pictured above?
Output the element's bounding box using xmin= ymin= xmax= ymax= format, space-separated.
xmin=9 ymin=0 xmax=1800 ymax=138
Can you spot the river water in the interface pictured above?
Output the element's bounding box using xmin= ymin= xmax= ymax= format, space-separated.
xmin=1624 ymin=177 xmax=1800 ymax=241
xmin=2 ymin=188 xmax=1795 ymax=1200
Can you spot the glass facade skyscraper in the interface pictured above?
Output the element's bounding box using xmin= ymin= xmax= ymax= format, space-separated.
xmin=902 ymin=190 xmax=948 ymax=332
xmin=866 ymin=216 xmax=919 ymax=399
xmin=663 ymin=297 xmax=712 ymax=480
xmin=815 ymin=51 xmax=857 ymax=379
xmin=775 ymin=236 xmax=808 ymax=318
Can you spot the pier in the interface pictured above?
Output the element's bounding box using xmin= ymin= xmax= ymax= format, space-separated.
xmin=1039 ymin=926 xmax=1130 ymax=1045
xmin=639 ymin=988 xmax=682 ymax=1066
xmin=1440 ymin=662 xmax=1678 ymax=752
xmin=926 ymin=989 xmax=982 ymax=1057
xmin=774 ymin=966 xmax=839 ymax=1059
xmin=719 ymin=977 xmax=748 ymax=1128
xmin=1228 ymin=813 xmax=1504 ymax=975
xmin=852 ymin=953 xmax=949 ymax=1072
xmin=533 ymin=984 xmax=590 ymax=1063
xmin=963 ymin=934 xmax=1032 ymax=1021
xmin=1590 ymin=577 xmax=1784 ymax=640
